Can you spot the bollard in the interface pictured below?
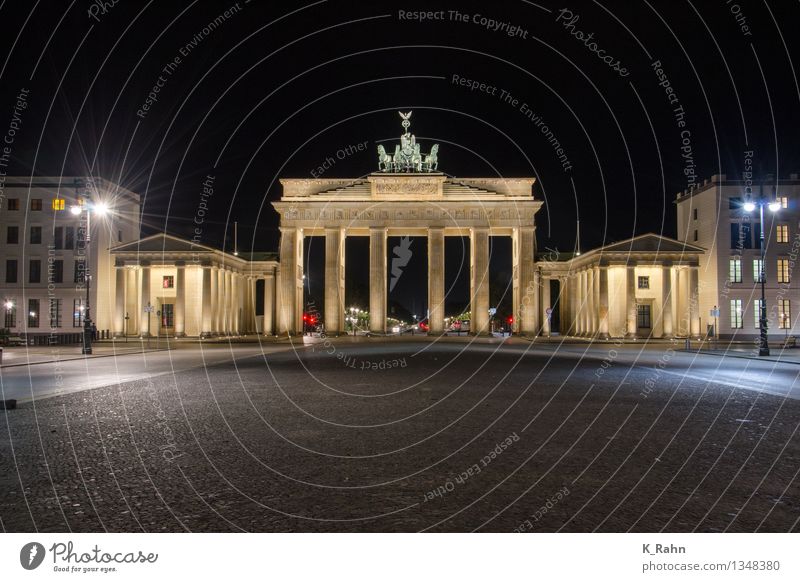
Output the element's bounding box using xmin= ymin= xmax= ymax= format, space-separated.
xmin=0 ymin=346 xmax=3 ymax=364
xmin=685 ymin=338 xmax=691 ymax=350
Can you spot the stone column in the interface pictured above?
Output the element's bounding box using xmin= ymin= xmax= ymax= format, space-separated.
xmin=114 ymin=266 xmax=125 ymax=337
xmin=125 ymin=267 xmax=137 ymax=335
xmin=279 ymin=228 xmax=302 ymax=335
xmin=559 ymin=277 xmax=568 ymax=335
xmin=689 ymin=266 xmax=700 ymax=338
xmin=598 ymin=266 xmax=609 ymax=338
xmin=626 ymin=265 xmax=637 ymax=338
xmin=580 ymin=270 xmax=587 ymax=336
xmin=325 ymin=228 xmax=346 ymax=335
xmin=540 ymin=275 xmax=551 ymax=336
xmin=514 ymin=226 xmax=537 ymax=335
xmin=175 ymin=262 xmax=186 ymax=337
xmin=369 ymin=227 xmax=387 ymax=333
xmin=661 ymin=264 xmax=673 ymax=338
xmin=428 ymin=227 xmax=445 ymax=334
xmin=591 ymin=266 xmax=599 ymax=335
xmin=210 ymin=266 xmax=219 ymax=335
xmin=231 ymin=273 xmax=239 ymax=334
xmin=225 ymin=270 xmax=233 ymax=334
xmin=470 ymin=228 xmax=490 ymax=334
xmin=201 ymin=265 xmax=212 ymax=337
xmin=263 ymin=268 xmax=275 ymax=335
xmin=139 ymin=263 xmax=151 ymax=336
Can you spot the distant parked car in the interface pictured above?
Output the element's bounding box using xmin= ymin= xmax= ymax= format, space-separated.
xmin=5 ymin=335 xmax=26 ymax=346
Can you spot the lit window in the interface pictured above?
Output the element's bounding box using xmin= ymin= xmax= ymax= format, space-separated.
xmin=73 ymin=299 xmax=85 ymax=327
xmin=779 ymin=196 xmax=788 ymax=209
xmin=778 ymin=259 xmax=790 ymax=284
xmin=162 ymin=276 xmax=174 ymax=289
xmin=28 ymin=299 xmax=39 ymax=328
xmin=729 ymin=257 xmax=742 ymax=283
xmin=4 ymin=302 xmax=16 ymax=328
xmin=779 ymin=299 xmax=792 ymax=329
xmin=638 ymin=276 xmax=650 ymax=289
xmin=730 ymin=299 xmax=743 ymax=329
xmin=754 ymin=299 xmax=762 ymax=328
xmin=52 ymin=198 xmax=65 ymax=211
xmin=753 ymin=259 xmax=764 ymax=283
xmin=776 ymin=224 xmax=789 ymax=243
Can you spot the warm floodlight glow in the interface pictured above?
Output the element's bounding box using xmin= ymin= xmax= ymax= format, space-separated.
xmin=70 ymin=205 xmax=82 ymax=215
xmin=4 ymin=301 xmax=13 ymax=310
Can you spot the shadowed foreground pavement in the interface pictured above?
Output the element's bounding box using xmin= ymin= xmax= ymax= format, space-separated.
xmin=1 ymin=339 xmax=798 ymax=532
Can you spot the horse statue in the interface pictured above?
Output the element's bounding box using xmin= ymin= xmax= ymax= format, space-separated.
xmin=377 ymin=145 xmax=393 ymax=172
xmin=423 ymin=144 xmax=439 ymax=171
xmin=393 ymin=144 xmax=404 ymax=172
xmin=411 ymin=144 xmax=423 ymax=172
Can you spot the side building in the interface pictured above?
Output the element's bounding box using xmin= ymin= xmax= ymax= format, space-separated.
xmin=0 ymin=177 xmax=140 ymax=343
xmin=675 ymin=174 xmax=799 ymax=340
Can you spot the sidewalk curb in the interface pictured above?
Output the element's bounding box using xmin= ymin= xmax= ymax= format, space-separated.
xmin=677 ymin=349 xmax=800 ymax=365
xmin=0 ymin=348 xmax=172 ymax=369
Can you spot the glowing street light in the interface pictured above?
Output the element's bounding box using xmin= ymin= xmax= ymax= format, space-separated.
xmin=742 ymin=181 xmax=781 ymax=357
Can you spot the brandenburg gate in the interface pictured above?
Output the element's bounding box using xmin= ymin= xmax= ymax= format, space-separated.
xmin=271 ymin=112 xmax=543 ymax=336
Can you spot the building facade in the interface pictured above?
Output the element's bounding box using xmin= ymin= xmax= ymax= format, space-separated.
xmin=0 ymin=177 xmax=141 ymax=342
xmin=676 ymin=174 xmax=799 ymax=339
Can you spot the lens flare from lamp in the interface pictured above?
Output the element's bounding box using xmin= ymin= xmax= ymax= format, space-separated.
xmin=70 ymin=205 xmax=82 ymax=215
xmin=93 ymin=202 xmax=109 ymax=215
xmin=768 ymin=200 xmax=781 ymax=212
xmin=743 ymin=200 xmax=756 ymax=212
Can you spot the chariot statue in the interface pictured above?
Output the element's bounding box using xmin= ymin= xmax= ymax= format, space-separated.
xmin=376 ymin=111 xmax=440 ymax=173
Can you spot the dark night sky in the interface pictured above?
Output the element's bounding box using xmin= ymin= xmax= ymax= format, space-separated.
xmin=1 ymin=0 xmax=798 ymax=316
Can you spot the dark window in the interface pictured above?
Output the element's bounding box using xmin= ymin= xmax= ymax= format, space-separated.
xmin=74 ymin=259 xmax=85 ymax=283
xmin=118 ymin=229 xmax=123 ymax=242
xmin=637 ymin=304 xmax=651 ymax=328
xmin=65 ymin=226 xmax=74 ymax=249
xmin=162 ymin=275 xmax=174 ymax=289
xmin=729 ymin=197 xmax=742 ymax=209
xmin=7 ymin=198 xmax=19 ymax=210
xmin=693 ymin=230 xmax=698 ymax=242
xmin=693 ymin=208 xmax=698 ymax=220
xmin=7 ymin=226 xmax=18 ymax=244
xmin=52 ymin=259 xmax=63 ymax=284
xmin=730 ymin=223 xmax=752 ymax=249
xmin=28 ymin=299 xmax=39 ymax=328
xmin=30 ymin=226 xmax=42 ymax=244
xmin=30 ymin=199 xmax=42 ymax=211
xmin=49 ymin=298 xmax=62 ymax=327
xmin=53 ymin=226 xmax=63 ymax=249
xmin=161 ymin=303 xmax=174 ymax=327
xmin=4 ymin=305 xmax=16 ymax=328
xmin=73 ymin=299 xmax=85 ymax=327
xmin=29 ymin=260 xmax=41 ymax=283
xmin=753 ymin=223 xmax=761 ymax=245
xmin=5 ymin=259 xmax=18 ymax=283
xmin=637 ymin=276 xmax=650 ymax=289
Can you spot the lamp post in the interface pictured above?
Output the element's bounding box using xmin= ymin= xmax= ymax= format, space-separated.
xmin=743 ymin=182 xmax=781 ymax=357
xmin=71 ymin=188 xmax=109 ymax=355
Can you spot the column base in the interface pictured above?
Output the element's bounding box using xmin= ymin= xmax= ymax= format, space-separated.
xmin=113 ymin=332 xmax=125 ymax=338
xmin=175 ymin=332 xmax=186 ymax=338
xmin=625 ymin=332 xmax=637 ymax=339
xmin=200 ymin=332 xmax=213 ymax=339
xmin=661 ymin=333 xmax=674 ymax=340
xmin=597 ymin=332 xmax=610 ymax=339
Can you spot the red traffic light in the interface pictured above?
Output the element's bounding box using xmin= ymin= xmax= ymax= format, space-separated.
xmin=507 ymin=315 xmax=514 ymax=324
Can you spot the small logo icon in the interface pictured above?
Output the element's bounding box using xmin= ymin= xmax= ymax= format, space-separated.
xmin=390 ymin=236 xmax=413 ymax=292
xmin=20 ymin=542 xmax=45 ymax=570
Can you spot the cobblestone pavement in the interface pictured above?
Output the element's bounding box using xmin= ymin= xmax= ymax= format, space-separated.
xmin=1 ymin=340 xmax=798 ymax=532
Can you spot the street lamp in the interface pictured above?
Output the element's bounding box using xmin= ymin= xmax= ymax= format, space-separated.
xmin=70 ymin=190 xmax=111 ymax=355
xmin=743 ymin=183 xmax=781 ymax=356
